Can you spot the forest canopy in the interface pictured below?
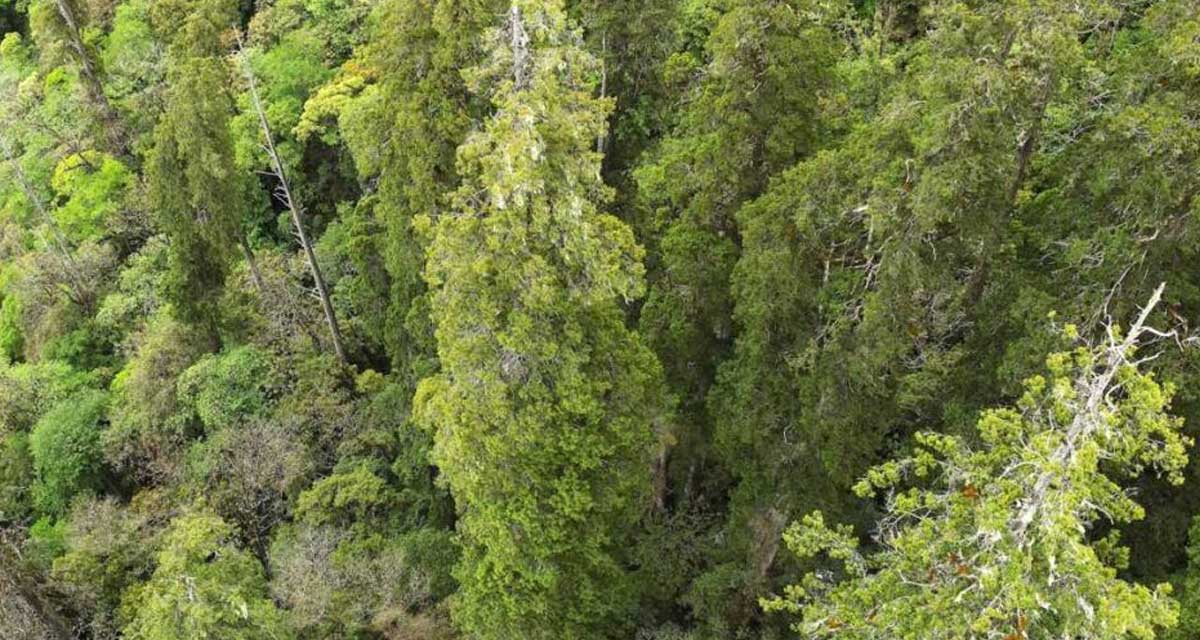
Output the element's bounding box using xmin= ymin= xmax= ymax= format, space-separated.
xmin=2 ymin=0 xmax=1200 ymax=639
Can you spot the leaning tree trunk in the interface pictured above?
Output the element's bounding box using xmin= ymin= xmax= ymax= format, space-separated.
xmin=237 ymin=40 xmax=348 ymax=364
xmin=1 ymin=530 xmax=72 ymax=640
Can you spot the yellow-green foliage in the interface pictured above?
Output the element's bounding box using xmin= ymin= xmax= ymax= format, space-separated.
xmin=766 ymin=335 xmax=1191 ymax=639
xmin=415 ymin=2 xmax=670 ymax=637
xmin=121 ymin=510 xmax=293 ymax=640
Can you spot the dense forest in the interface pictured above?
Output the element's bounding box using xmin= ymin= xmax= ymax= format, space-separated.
xmin=1 ymin=0 xmax=1200 ymax=638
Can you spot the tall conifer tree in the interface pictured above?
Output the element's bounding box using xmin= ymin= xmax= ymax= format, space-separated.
xmin=144 ymin=0 xmax=247 ymax=343
xmin=636 ymin=0 xmax=842 ymax=509
xmin=416 ymin=2 xmax=669 ymax=637
xmin=341 ymin=0 xmax=502 ymax=380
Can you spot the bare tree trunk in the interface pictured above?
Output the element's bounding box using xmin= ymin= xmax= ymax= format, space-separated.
xmin=53 ymin=0 xmax=127 ymax=158
xmin=597 ymin=33 xmax=608 ymax=154
xmin=966 ymin=70 xmax=1055 ymax=308
xmin=1007 ymin=72 xmax=1054 ymax=205
xmin=1011 ymin=283 xmax=1168 ymax=545
xmin=509 ymin=5 xmax=531 ymax=91
xmin=237 ymin=39 xmax=348 ymax=364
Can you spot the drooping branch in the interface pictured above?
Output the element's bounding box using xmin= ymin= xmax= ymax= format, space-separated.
xmin=236 ymin=37 xmax=348 ymax=364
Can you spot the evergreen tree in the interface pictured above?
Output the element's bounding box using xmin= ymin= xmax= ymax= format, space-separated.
xmin=765 ymin=289 xmax=1190 ymax=639
xmin=335 ymin=0 xmax=502 ymax=379
xmin=1 ymin=1 xmax=1199 ymax=638
xmin=415 ymin=2 xmax=670 ymax=637
xmin=704 ymin=5 xmax=1163 ymax=625
xmin=636 ymin=0 xmax=843 ymax=511
xmin=144 ymin=0 xmax=248 ymax=343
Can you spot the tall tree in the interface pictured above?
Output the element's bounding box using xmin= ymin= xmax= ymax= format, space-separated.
xmin=415 ymin=2 xmax=670 ymax=637
xmin=706 ymin=4 xmax=1148 ymax=623
xmin=335 ymin=0 xmax=502 ymax=379
xmin=144 ymin=0 xmax=248 ymax=344
xmin=635 ymin=0 xmax=843 ymax=509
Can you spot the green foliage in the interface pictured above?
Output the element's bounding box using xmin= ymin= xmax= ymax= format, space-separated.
xmin=102 ymin=0 xmax=167 ymax=150
xmin=175 ymin=345 xmax=277 ymax=432
xmin=415 ymin=2 xmax=670 ymax=637
xmin=103 ymin=312 xmax=207 ymax=480
xmin=51 ymin=495 xmax=167 ymax=639
xmin=296 ymin=464 xmax=399 ymax=531
xmin=333 ymin=0 xmax=502 ymax=375
xmin=3 ymin=1 xmax=1200 ymax=638
xmin=635 ymin=7 xmax=846 ymax=591
xmin=697 ymin=6 xmax=1200 ymax=631
xmin=765 ymin=327 xmax=1191 ymax=638
xmin=0 ymin=292 xmax=23 ymax=361
xmin=345 ymin=377 xmax=454 ymax=529
xmin=0 ymin=431 xmax=34 ymax=521
xmin=28 ymin=388 xmax=107 ymax=516
xmin=38 ymin=318 xmax=116 ymax=372
xmin=0 ymin=360 xmax=95 ymax=434
xmin=232 ymin=25 xmax=331 ymax=181
xmin=27 ymin=515 xmax=66 ymax=568
xmin=121 ymin=510 xmax=293 ymax=640
xmin=1168 ymin=515 xmax=1200 ymax=640
xmin=145 ymin=0 xmax=250 ymax=336
xmin=49 ymin=152 xmax=131 ymax=242
xmin=313 ymin=200 xmax=396 ymax=361
xmin=95 ymin=237 xmax=173 ymax=342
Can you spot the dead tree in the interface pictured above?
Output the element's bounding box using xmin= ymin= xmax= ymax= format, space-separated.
xmin=1011 ymin=282 xmax=1172 ymax=545
xmin=237 ymin=39 xmax=348 ymax=364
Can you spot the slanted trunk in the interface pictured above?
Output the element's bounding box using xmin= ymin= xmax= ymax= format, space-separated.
xmin=1 ymin=533 xmax=72 ymax=640
xmin=238 ymin=40 xmax=348 ymax=364
xmin=238 ymin=234 xmax=267 ymax=294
